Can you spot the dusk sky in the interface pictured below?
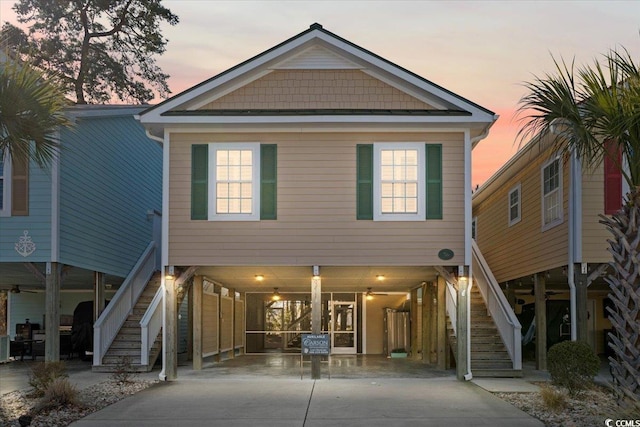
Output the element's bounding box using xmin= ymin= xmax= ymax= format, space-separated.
xmin=2 ymin=0 xmax=639 ymax=186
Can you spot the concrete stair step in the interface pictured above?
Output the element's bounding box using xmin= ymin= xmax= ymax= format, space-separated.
xmin=472 ymin=369 xmax=523 ymax=378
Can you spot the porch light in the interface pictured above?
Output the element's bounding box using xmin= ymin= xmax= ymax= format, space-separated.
xmin=365 ymin=287 xmax=374 ymax=301
xmin=165 ymin=266 xmax=175 ymax=279
xmin=376 ymin=275 xmax=385 ymax=281
xmin=255 ymin=274 xmax=264 ymax=281
xmin=272 ymin=288 xmax=281 ymax=301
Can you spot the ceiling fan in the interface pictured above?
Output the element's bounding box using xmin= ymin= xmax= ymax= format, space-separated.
xmin=364 ymin=287 xmax=389 ymax=300
xmin=10 ymin=285 xmax=37 ymax=294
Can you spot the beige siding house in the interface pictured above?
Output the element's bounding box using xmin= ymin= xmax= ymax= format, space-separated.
xmin=139 ymin=24 xmax=507 ymax=380
xmin=473 ymin=135 xmax=625 ymax=365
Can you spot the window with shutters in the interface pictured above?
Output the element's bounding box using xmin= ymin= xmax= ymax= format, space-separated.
xmin=357 ymin=143 xmax=441 ymax=221
xmin=209 ymin=143 xmax=260 ymax=221
xmin=541 ymin=157 xmax=562 ymax=230
xmin=191 ymin=143 xmax=276 ymax=221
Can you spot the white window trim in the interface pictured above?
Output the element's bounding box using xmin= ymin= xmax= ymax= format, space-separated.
xmin=373 ymin=142 xmax=425 ymax=221
xmin=541 ymin=157 xmax=563 ymax=231
xmin=0 ymin=152 xmax=12 ymax=217
xmin=508 ymin=183 xmax=521 ymax=226
xmin=208 ymin=142 xmax=260 ymax=221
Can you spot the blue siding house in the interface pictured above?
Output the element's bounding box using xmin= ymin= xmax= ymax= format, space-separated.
xmin=0 ymin=105 xmax=162 ymax=362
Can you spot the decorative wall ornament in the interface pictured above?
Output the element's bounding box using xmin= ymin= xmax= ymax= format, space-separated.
xmin=15 ymin=230 xmax=36 ymax=257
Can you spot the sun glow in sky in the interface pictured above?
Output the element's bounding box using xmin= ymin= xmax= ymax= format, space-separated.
xmin=2 ymin=0 xmax=639 ymax=186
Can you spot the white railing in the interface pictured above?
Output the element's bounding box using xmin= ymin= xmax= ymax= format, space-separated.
xmin=471 ymin=240 xmax=522 ymax=370
xmin=140 ymin=285 xmax=163 ymax=365
xmin=93 ymin=242 xmax=157 ymax=366
xmin=445 ymin=281 xmax=457 ymax=335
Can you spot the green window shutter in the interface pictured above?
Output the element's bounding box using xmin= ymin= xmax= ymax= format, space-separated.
xmin=260 ymin=144 xmax=277 ymax=220
xmin=191 ymin=144 xmax=208 ymax=220
xmin=425 ymin=144 xmax=443 ymax=219
xmin=356 ymin=144 xmax=373 ymax=220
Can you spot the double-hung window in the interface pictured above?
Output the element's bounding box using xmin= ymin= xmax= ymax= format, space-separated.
xmin=375 ymin=144 xmax=423 ymax=220
xmin=357 ymin=142 xmax=442 ymax=221
xmin=508 ymin=183 xmax=521 ymax=226
xmin=210 ymin=144 xmax=259 ymax=220
xmin=541 ymin=158 xmax=562 ymax=229
xmin=191 ymin=143 xmax=277 ymax=221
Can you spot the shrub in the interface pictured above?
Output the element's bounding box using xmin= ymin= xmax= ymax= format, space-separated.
xmin=547 ymin=340 xmax=600 ymax=394
xmin=34 ymin=377 xmax=79 ymax=412
xmin=110 ymin=356 xmax=138 ymax=385
xmin=28 ymin=361 xmax=68 ymax=397
xmin=539 ymin=384 xmax=568 ymax=411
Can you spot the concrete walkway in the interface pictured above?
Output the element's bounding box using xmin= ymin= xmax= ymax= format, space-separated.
xmin=5 ymin=355 xmax=616 ymax=426
xmin=71 ymin=375 xmax=544 ymax=427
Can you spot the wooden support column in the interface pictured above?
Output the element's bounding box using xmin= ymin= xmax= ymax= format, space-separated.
xmin=192 ymin=275 xmax=203 ymax=370
xmin=574 ymin=264 xmax=589 ymax=343
xmin=311 ymin=273 xmax=321 ymax=379
xmin=164 ymin=274 xmax=177 ymax=380
xmin=534 ymin=272 xmax=547 ymax=370
xmin=45 ymin=262 xmax=61 ymax=362
xmin=421 ymin=282 xmax=432 ymax=363
xmin=436 ymin=275 xmax=447 ymax=370
xmin=410 ymin=288 xmax=419 ymax=359
xmin=187 ymin=284 xmax=194 ymax=361
xmin=229 ymin=287 xmax=236 ymax=359
xmin=429 ymin=282 xmax=438 ymax=364
xmin=94 ymin=272 xmax=105 ymax=323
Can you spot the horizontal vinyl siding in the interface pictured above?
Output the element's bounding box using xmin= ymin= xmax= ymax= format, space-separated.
xmin=581 ymin=162 xmax=611 ymax=262
xmin=169 ymin=132 xmax=464 ymax=266
xmin=0 ymin=162 xmax=52 ymax=262
xmin=59 ymin=116 xmax=162 ymax=277
xmin=473 ymin=149 xmax=569 ymax=282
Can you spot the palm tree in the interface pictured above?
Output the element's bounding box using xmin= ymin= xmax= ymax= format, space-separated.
xmin=517 ymin=48 xmax=640 ymax=409
xmin=0 ymin=57 xmax=70 ymax=168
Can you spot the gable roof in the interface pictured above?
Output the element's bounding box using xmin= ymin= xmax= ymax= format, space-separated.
xmin=139 ymin=23 xmax=496 ymax=133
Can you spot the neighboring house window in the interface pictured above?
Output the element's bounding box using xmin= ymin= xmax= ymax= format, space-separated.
xmin=604 ymin=139 xmax=623 ymax=215
xmin=472 ymin=216 xmax=477 ymax=240
xmin=0 ymin=154 xmax=28 ymax=217
xmin=0 ymin=156 xmax=6 ymax=215
xmin=357 ymin=143 xmax=442 ymax=221
xmin=541 ymin=158 xmax=562 ymax=229
xmin=508 ymin=184 xmax=521 ymax=226
xmin=190 ymin=143 xmax=277 ymax=221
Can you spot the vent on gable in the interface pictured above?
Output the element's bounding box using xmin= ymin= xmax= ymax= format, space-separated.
xmin=273 ymin=45 xmax=362 ymax=70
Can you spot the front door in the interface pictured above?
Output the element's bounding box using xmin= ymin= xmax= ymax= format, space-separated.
xmin=331 ymin=301 xmax=356 ymax=354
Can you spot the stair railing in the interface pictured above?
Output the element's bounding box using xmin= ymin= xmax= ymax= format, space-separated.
xmin=471 ymin=240 xmax=522 ymax=370
xmin=445 ymin=281 xmax=457 ymax=335
xmin=93 ymin=241 xmax=157 ymax=366
xmin=140 ymin=285 xmax=163 ymax=365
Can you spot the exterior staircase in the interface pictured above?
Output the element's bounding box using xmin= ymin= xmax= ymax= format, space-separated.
xmin=93 ymin=273 xmax=163 ymax=372
xmin=447 ymin=286 xmax=522 ymax=378
xmin=470 ymin=286 xmax=521 ymax=377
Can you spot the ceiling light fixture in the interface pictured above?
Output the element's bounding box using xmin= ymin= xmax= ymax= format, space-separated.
xmin=272 ymin=288 xmax=281 ymax=301
xmin=376 ymin=275 xmax=385 ymax=281
xmin=365 ymin=287 xmax=374 ymax=301
xmin=255 ymin=274 xmax=264 ymax=281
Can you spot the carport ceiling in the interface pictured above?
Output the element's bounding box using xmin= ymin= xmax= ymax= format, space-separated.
xmin=0 ymin=263 xmax=125 ymax=291
xmin=192 ymin=266 xmax=439 ymax=293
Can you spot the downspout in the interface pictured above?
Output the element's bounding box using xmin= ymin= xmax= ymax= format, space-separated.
xmin=462 ymin=118 xmax=497 ymax=381
xmin=567 ymin=150 xmax=580 ymax=340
